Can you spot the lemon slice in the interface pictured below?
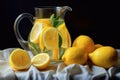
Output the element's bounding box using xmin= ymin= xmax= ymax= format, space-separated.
xmin=57 ymin=23 xmax=71 ymax=48
xmin=9 ymin=48 xmax=31 ymax=70
xmin=39 ymin=30 xmax=44 ymax=52
xmin=42 ymin=27 xmax=59 ymax=50
xmin=31 ymin=53 xmax=50 ymax=69
xmin=39 ymin=27 xmax=50 ymax=52
xmin=30 ymin=22 xmax=43 ymax=43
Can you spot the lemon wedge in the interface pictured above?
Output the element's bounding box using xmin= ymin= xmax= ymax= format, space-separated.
xmin=31 ymin=53 xmax=50 ymax=69
xmin=9 ymin=48 xmax=31 ymax=71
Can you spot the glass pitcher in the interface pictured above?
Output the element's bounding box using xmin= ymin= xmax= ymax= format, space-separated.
xmin=14 ymin=6 xmax=72 ymax=62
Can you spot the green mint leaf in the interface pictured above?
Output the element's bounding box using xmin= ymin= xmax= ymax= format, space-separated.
xmin=50 ymin=14 xmax=55 ymax=20
xmin=59 ymin=48 xmax=65 ymax=59
xmin=50 ymin=14 xmax=64 ymax=28
xmin=59 ymin=35 xmax=62 ymax=47
xmin=29 ymin=42 xmax=40 ymax=54
xmin=56 ymin=21 xmax=64 ymax=27
xmin=50 ymin=14 xmax=55 ymax=26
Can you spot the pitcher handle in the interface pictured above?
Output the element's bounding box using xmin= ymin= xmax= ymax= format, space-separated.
xmin=14 ymin=13 xmax=34 ymax=50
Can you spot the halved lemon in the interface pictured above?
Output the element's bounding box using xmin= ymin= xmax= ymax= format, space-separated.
xmin=31 ymin=53 xmax=50 ymax=69
xmin=57 ymin=23 xmax=71 ymax=48
xmin=9 ymin=48 xmax=31 ymax=71
xmin=42 ymin=27 xmax=59 ymax=50
xmin=30 ymin=22 xmax=43 ymax=44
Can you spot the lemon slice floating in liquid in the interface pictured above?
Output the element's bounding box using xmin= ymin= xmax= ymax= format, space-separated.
xmin=42 ymin=27 xmax=59 ymax=50
xmin=30 ymin=22 xmax=43 ymax=44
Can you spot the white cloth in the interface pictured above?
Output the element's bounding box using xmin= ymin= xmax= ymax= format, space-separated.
xmin=0 ymin=48 xmax=120 ymax=80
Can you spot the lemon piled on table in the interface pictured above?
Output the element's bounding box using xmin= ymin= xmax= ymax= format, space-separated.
xmin=89 ymin=46 xmax=118 ymax=68
xmin=62 ymin=35 xmax=94 ymax=65
xmin=94 ymin=44 xmax=103 ymax=49
xmin=62 ymin=35 xmax=118 ymax=69
xmin=62 ymin=47 xmax=88 ymax=65
xmin=72 ymin=35 xmax=95 ymax=54
xmin=9 ymin=48 xmax=31 ymax=70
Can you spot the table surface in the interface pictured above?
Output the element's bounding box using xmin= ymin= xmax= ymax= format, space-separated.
xmin=0 ymin=48 xmax=120 ymax=80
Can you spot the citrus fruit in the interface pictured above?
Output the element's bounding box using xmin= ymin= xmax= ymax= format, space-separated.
xmin=89 ymin=46 xmax=118 ymax=68
xmin=30 ymin=19 xmax=52 ymax=44
xmin=29 ymin=22 xmax=43 ymax=44
xmin=52 ymin=48 xmax=59 ymax=60
xmin=57 ymin=23 xmax=71 ymax=48
xmin=72 ymin=35 xmax=95 ymax=54
xmin=38 ymin=27 xmax=50 ymax=52
xmin=95 ymin=44 xmax=103 ymax=49
xmin=62 ymin=47 xmax=88 ymax=65
xmin=42 ymin=27 xmax=60 ymax=50
xmin=39 ymin=31 xmax=44 ymax=52
xmin=31 ymin=53 xmax=50 ymax=69
xmin=39 ymin=27 xmax=60 ymax=60
xmin=9 ymin=48 xmax=31 ymax=71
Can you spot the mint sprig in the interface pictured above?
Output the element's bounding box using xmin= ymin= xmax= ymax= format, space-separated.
xmin=50 ymin=14 xmax=64 ymax=27
xmin=29 ymin=42 xmax=40 ymax=54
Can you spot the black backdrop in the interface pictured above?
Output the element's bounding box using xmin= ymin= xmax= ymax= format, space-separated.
xmin=0 ymin=0 xmax=120 ymax=50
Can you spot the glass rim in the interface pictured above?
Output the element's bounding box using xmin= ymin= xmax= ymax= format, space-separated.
xmin=35 ymin=6 xmax=69 ymax=9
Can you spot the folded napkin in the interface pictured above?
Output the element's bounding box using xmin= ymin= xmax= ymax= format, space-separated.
xmin=0 ymin=48 xmax=120 ymax=80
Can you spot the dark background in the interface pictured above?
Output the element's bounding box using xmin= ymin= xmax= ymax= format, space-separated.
xmin=0 ymin=0 xmax=120 ymax=50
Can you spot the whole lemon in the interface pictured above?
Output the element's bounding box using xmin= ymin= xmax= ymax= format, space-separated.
xmin=89 ymin=46 xmax=118 ymax=68
xmin=62 ymin=47 xmax=88 ymax=65
xmin=94 ymin=44 xmax=103 ymax=49
xmin=72 ymin=35 xmax=95 ymax=54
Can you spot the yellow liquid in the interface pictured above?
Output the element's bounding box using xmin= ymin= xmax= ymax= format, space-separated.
xmin=28 ymin=18 xmax=71 ymax=62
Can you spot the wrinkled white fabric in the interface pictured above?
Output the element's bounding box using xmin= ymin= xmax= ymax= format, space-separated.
xmin=0 ymin=48 xmax=120 ymax=80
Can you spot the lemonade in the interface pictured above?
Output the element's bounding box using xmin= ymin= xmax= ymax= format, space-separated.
xmin=14 ymin=6 xmax=72 ymax=64
xmin=28 ymin=16 xmax=71 ymax=62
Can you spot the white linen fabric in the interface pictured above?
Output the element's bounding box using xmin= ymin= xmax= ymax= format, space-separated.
xmin=0 ymin=48 xmax=120 ymax=80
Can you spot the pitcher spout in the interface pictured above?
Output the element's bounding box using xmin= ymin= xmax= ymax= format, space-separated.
xmin=56 ymin=6 xmax=72 ymax=18
xmin=62 ymin=6 xmax=72 ymax=12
